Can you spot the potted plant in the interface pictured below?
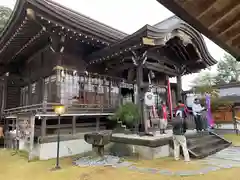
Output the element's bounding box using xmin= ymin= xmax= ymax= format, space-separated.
xmin=109 ymin=102 xmax=140 ymax=133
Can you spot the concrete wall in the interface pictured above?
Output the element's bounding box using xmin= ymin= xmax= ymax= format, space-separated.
xmin=38 ymin=138 xmax=92 ymax=160
xmin=107 ymin=142 xmax=170 ymax=160
xmin=18 ymin=138 xmax=92 ymax=160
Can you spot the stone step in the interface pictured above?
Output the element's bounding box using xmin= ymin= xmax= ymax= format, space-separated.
xmin=187 ymin=135 xmax=216 ymax=145
xmin=189 ymin=138 xmax=223 ymax=152
xmin=184 ymin=132 xmax=231 ymax=159
xmin=195 ymin=143 xmax=231 ymax=159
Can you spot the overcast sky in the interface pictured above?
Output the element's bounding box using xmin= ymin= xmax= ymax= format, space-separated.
xmin=1 ymin=0 xmax=226 ymax=90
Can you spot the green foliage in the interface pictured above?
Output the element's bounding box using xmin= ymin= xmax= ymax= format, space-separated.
xmin=199 ymin=97 xmax=233 ymax=111
xmin=0 ymin=6 xmax=12 ymax=33
xmin=209 ymin=98 xmax=233 ymax=111
xmin=191 ymin=54 xmax=239 ymax=87
xmin=108 ymin=102 xmax=140 ymax=127
xmin=194 ymin=84 xmax=219 ymax=98
xmin=191 ymin=71 xmax=216 ymax=87
xmin=216 ymin=54 xmax=240 ymax=83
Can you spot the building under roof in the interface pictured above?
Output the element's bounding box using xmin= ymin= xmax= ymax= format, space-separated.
xmin=157 ymin=0 xmax=240 ymax=60
xmin=0 ymin=0 xmax=216 ymax=78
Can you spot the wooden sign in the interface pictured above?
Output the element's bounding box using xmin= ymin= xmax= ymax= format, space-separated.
xmin=142 ymin=37 xmax=155 ymax=46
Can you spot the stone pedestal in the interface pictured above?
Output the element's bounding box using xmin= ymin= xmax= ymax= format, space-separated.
xmin=92 ymin=145 xmax=104 ymax=156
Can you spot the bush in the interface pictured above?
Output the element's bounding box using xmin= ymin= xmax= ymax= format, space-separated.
xmin=108 ymin=102 xmax=140 ymax=128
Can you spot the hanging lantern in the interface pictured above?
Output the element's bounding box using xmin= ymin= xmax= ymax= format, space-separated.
xmin=61 ymin=70 xmax=65 ymax=77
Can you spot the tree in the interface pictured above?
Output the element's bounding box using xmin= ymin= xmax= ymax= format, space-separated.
xmin=216 ymin=54 xmax=240 ymax=83
xmin=191 ymin=71 xmax=216 ymax=87
xmin=191 ymin=71 xmax=218 ymax=97
xmin=0 ymin=6 xmax=12 ymax=33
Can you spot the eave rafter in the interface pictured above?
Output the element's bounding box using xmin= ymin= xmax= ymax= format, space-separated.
xmin=157 ymin=0 xmax=240 ymax=58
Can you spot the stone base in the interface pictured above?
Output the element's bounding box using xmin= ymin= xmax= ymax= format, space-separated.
xmin=109 ymin=130 xmax=200 ymax=160
xmin=106 ymin=142 xmax=170 ymax=160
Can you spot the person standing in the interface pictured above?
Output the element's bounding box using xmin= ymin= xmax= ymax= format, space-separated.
xmin=192 ymin=98 xmax=205 ymax=132
xmin=175 ymin=100 xmax=189 ymax=119
xmin=158 ymin=101 xmax=168 ymax=134
xmin=172 ymin=110 xmax=190 ymax=162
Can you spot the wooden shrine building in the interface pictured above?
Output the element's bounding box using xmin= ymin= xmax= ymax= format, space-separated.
xmin=0 ymin=0 xmax=216 ymax=159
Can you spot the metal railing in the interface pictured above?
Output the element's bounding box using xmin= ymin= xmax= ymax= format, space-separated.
xmin=3 ymin=102 xmax=117 ymax=116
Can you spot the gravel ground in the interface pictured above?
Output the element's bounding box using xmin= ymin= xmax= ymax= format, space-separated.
xmin=74 ymin=146 xmax=240 ymax=176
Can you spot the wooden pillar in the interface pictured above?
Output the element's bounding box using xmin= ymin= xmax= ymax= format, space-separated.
xmin=15 ymin=117 xmax=19 ymax=150
xmin=176 ymin=75 xmax=182 ymax=102
xmin=136 ymin=61 xmax=148 ymax=133
xmin=103 ymin=78 xmax=107 ymax=105
xmin=96 ymin=117 xmax=100 ymax=132
xmin=28 ymin=83 xmax=32 ymax=105
xmin=108 ymin=80 xmax=111 ymax=106
xmin=41 ymin=117 xmax=47 ymax=137
xmin=72 ymin=116 xmax=76 ymax=134
xmin=56 ymin=66 xmax=61 ymax=103
xmin=28 ymin=115 xmax=35 ymax=161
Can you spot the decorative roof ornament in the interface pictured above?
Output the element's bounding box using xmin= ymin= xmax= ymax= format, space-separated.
xmin=26 ymin=8 xmax=36 ymax=20
xmin=164 ymin=32 xmax=172 ymax=43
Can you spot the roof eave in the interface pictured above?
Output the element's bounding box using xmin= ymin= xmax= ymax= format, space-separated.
xmin=156 ymin=0 xmax=239 ymax=59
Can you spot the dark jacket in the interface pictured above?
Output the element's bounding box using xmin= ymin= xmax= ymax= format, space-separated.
xmin=172 ymin=116 xmax=187 ymax=135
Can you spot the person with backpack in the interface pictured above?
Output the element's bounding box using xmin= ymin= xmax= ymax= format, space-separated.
xmin=175 ymin=100 xmax=189 ymax=118
xmin=172 ymin=110 xmax=190 ymax=162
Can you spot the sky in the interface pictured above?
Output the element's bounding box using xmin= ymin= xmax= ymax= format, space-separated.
xmin=1 ymin=0 xmax=226 ymax=90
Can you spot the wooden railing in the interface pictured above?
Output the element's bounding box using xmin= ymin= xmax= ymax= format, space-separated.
xmin=3 ymin=102 xmax=117 ymax=116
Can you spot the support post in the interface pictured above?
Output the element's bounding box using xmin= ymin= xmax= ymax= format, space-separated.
xmin=56 ymin=66 xmax=61 ymax=103
xmin=132 ymin=51 xmax=147 ymax=134
xmin=55 ymin=115 xmax=61 ymax=169
xmin=108 ymin=80 xmax=111 ymax=106
xmin=28 ymin=115 xmax=35 ymax=161
xmin=176 ymin=75 xmax=182 ymax=102
xmin=136 ymin=63 xmax=145 ymax=132
xmin=41 ymin=117 xmax=47 ymax=137
xmin=96 ymin=117 xmax=100 ymax=132
xmin=72 ymin=116 xmax=76 ymax=134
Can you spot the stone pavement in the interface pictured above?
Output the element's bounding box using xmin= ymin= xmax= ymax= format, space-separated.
xmin=74 ymin=146 xmax=240 ymax=176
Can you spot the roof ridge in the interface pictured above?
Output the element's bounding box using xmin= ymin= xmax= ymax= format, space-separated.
xmin=39 ymin=0 xmax=128 ymax=37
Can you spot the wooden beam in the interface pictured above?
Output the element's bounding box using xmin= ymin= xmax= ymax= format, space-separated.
xmin=72 ymin=116 xmax=76 ymax=134
xmin=107 ymin=63 xmax=135 ymax=74
xmin=147 ymin=51 xmax=180 ymax=67
xmin=144 ymin=62 xmax=177 ymax=76
xmin=196 ymin=0 xmax=217 ymax=19
xmin=218 ymin=20 xmax=240 ymax=38
xmin=228 ymin=33 xmax=240 ymax=45
xmin=28 ymin=115 xmax=35 ymax=161
xmin=209 ymin=3 xmax=240 ymax=30
xmin=41 ymin=117 xmax=47 ymax=137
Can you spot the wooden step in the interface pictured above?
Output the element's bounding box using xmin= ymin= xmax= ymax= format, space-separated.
xmin=183 ymin=132 xmax=231 ymax=159
xmin=189 ymin=138 xmax=223 ymax=151
xmin=195 ymin=143 xmax=231 ymax=159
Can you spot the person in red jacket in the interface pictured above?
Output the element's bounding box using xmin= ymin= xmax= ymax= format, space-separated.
xmin=175 ymin=100 xmax=189 ymax=118
xmin=158 ymin=101 xmax=168 ymax=134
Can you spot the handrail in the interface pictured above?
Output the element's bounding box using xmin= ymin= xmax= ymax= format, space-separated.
xmin=3 ymin=102 xmax=117 ymax=116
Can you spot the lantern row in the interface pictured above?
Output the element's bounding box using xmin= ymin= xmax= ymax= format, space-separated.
xmin=39 ymin=16 xmax=110 ymax=47
xmin=88 ymin=43 xmax=143 ymax=65
xmin=12 ymin=28 xmax=45 ymax=60
xmin=0 ymin=17 xmax=28 ymax=54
